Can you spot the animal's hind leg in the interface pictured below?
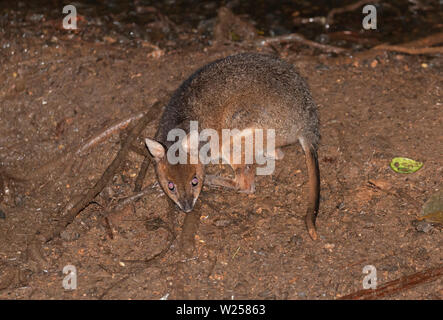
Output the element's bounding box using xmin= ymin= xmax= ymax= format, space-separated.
xmin=205 ymin=174 xmax=237 ymax=190
xmin=299 ymin=137 xmax=320 ymax=240
xmin=205 ymin=164 xmax=256 ymax=194
xmin=232 ymin=164 xmax=256 ymax=194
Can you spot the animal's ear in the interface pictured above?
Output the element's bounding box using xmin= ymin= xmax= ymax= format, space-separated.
xmin=145 ymin=138 xmax=165 ymax=162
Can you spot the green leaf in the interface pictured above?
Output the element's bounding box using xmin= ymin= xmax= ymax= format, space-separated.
xmin=390 ymin=157 xmax=423 ymax=174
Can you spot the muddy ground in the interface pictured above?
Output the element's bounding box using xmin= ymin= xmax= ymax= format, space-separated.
xmin=0 ymin=2 xmax=442 ymax=300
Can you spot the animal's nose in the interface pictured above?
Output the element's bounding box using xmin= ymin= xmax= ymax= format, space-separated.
xmin=181 ymin=199 xmax=194 ymax=213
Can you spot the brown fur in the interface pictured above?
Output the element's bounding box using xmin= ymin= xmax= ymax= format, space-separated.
xmin=146 ymin=53 xmax=320 ymax=239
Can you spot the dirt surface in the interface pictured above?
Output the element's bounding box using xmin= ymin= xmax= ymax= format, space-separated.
xmin=0 ymin=2 xmax=442 ymax=300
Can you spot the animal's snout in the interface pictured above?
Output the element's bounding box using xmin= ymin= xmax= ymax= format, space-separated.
xmin=180 ymin=199 xmax=194 ymax=213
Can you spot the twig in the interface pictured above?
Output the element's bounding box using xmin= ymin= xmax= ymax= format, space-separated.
xmin=98 ymin=275 xmax=131 ymax=300
xmin=400 ymin=32 xmax=443 ymax=48
xmin=103 ymin=217 xmax=114 ymax=240
xmin=99 ymin=216 xmax=176 ymax=299
xmin=120 ymin=216 xmax=176 ymax=265
xmin=372 ymin=32 xmax=443 ymax=55
xmin=293 ymin=16 xmax=326 ymax=26
xmin=40 ymin=101 xmax=163 ymax=243
xmin=367 ymin=180 xmax=422 ymax=211
xmin=339 ymin=264 xmax=443 ymax=300
xmin=293 ymin=0 xmax=380 ymax=28
xmin=372 ymin=44 xmax=443 ymax=55
xmin=76 ymin=112 xmax=145 ymax=156
xmin=130 ymin=144 xmax=149 ymax=157
xmin=7 ymin=112 xmax=146 ymax=181
xmin=255 ymin=33 xmax=346 ymax=54
xmin=134 ymin=155 xmax=151 ymax=192
xmin=0 ymin=171 xmax=4 ymax=204
xmin=114 ymin=187 xmax=152 ymax=211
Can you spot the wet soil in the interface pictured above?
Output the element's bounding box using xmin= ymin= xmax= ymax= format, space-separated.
xmin=0 ymin=1 xmax=442 ymax=299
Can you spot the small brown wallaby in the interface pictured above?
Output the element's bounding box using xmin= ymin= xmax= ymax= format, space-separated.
xmin=145 ymin=53 xmax=320 ymax=239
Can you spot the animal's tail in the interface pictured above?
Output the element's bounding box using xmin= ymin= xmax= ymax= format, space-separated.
xmin=299 ymin=137 xmax=320 ymax=240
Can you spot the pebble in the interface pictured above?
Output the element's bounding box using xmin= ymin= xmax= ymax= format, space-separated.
xmin=415 ymin=221 xmax=433 ymax=233
xmin=290 ymin=234 xmax=303 ymax=246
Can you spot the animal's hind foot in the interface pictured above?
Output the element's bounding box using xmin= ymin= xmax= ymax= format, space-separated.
xmin=234 ymin=164 xmax=256 ymax=194
xmin=205 ymin=174 xmax=237 ymax=190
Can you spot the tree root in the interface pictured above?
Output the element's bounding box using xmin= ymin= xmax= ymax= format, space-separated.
xmin=326 ymin=0 xmax=380 ymax=27
xmin=36 ymin=100 xmax=163 ymax=245
xmin=339 ymin=264 xmax=443 ymax=299
xmin=293 ymin=0 xmax=380 ymax=28
xmin=372 ymin=44 xmax=443 ymax=55
xmin=372 ymin=32 xmax=443 ymax=55
xmin=134 ymin=155 xmax=151 ymax=192
xmin=7 ymin=112 xmax=147 ymax=182
xmin=255 ymin=33 xmax=346 ymax=54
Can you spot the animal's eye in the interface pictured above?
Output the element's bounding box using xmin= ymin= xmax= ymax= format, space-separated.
xmin=167 ymin=182 xmax=175 ymax=191
xmin=191 ymin=177 xmax=199 ymax=187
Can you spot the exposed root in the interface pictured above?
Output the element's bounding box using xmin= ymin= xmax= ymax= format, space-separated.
xmin=401 ymin=32 xmax=443 ymax=48
xmin=76 ymin=112 xmax=146 ymax=156
xmin=293 ymin=0 xmax=380 ymax=28
xmin=372 ymin=32 xmax=443 ymax=55
xmin=37 ymin=100 xmax=163 ymax=244
xmin=255 ymin=33 xmax=347 ymax=54
xmin=0 ymin=171 xmax=4 ymax=204
xmin=339 ymin=264 xmax=443 ymax=300
xmin=98 ymin=216 xmax=176 ymax=299
xmin=7 ymin=112 xmax=147 ymax=182
xmin=372 ymin=44 xmax=443 ymax=55
xmin=368 ymin=180 xmax=422 ymax=211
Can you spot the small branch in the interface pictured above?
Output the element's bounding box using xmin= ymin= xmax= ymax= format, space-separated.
xmin=367 ymin=180 xmax=421 ymax=211
xmin=339 ymin=264 xmax=443 ymax=300
xmin=371 ymin=32 xmax=443 ymax=55
xmin=8 ymin=112 xmax=147 ymax=182
xmin=0 ymin=171 xmax=4 ymax=204
xmin=99 ymin=215 xmax=176 ymax=299
xmin=114 ymin=187 xmax=152 ymax=211
xmin=293 ymin=16 xmax=326 ymax=26
xmin=120 ymin=216 xmax=176 ymax=265
xmin=39 ymin=101 xmax=163 ymax=243
xmin=76 ymin=112 xmax=145 ymax=156
xmin=255 ymin=33 xmax=346 ymax=54
xmin=130 ymin=144 xmax=149 ymax=157
xmin=134 ymin=155 xmax=151 ymax=192
xmin=372 ymin=44 xmax=443 ymax=55
xmin=98 ymin=275 xmax=131 ymax=300
xmin=293 ymin=0 xmax=380 ymax=28
xmin=401 ymin=32 xmax=443 ymax=48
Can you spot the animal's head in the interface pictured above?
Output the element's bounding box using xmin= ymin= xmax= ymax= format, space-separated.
xmin=145 ymin=137 xmax=204 ymax=212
